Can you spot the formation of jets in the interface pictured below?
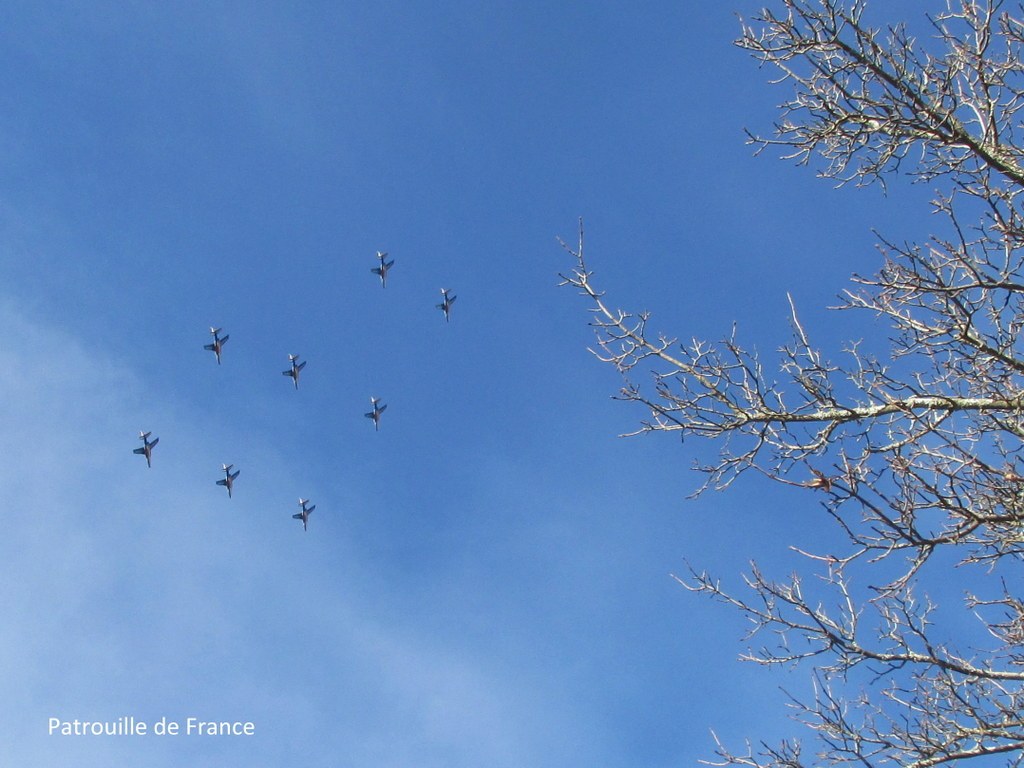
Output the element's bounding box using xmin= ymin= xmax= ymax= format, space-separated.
xmin=133 ymin=250 xmax=455 ymax=532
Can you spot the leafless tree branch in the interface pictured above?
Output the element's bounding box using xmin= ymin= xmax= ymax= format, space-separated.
xmin=560 ymin=2 xmax=1024 ymax=765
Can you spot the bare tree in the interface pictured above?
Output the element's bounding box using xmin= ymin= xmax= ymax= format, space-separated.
xmin=560 ymin=2 xmax=1024 ymax=766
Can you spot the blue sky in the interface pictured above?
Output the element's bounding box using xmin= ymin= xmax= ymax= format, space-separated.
xmin=0 ymin=2 xmax=937 ymax=766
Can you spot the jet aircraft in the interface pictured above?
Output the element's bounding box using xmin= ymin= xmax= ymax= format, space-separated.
xmin=364 ymin=397 xmax=387 ymax=431
xmin=371 ymin=251 xmax=394 ymax=288
xmin=282 ymin=354 xmax=306 ymax=389
xmin=133 ymin=431 xmax=159 ymax=468
xmin=204 ymin=327 xmax=229 ymax=364
xmin=436 ymin=288 xmax=457 ymax=322
xmin=293 ymin=498 xmax=316 ymax=531
xmin=216 ymin=464 xmax=240 ymax=498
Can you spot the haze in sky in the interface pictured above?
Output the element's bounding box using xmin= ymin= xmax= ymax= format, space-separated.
xmin=0 ymin=2 xmax=932 ymax=765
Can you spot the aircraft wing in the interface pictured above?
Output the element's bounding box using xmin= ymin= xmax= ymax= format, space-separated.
xmin=364 ymin=411 xmax=374 ymax=419
xmin=448 ymin=295 xmax=457 ymax=304
xmin=229 ymin=470 xmax=240 ymax=480
xmin=296 ymin=361 xmax=307 ymax=371
xmin=217 ymin=478 xmax=228 ymax=486
xmin=133 ymin=447 xmax=146 ymax=455
xmin=204 ymin=343 xmax=216 ymax=351
xmin=372 ymin=267 xmax=383 ymax=275
xmin=149 ymin=437 xmax=159 ymax=447
xmin=292 ymin=512 xmax=303 ymax=520
xmin=378 ymin=404 xmax=387 ymax=414
xmin=282 ymin=369 xmax=293 ymax=376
